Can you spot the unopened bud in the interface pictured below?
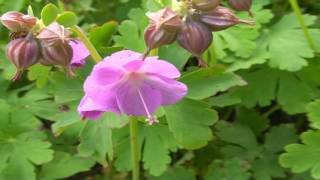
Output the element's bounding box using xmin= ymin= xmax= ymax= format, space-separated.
xmin=192 ymin=0 xmax=220 ymax=11
xmin=6 ymin=33 xmax=40 ymax=81
xmin=0 ymin=11 xmax=37 ymax=32
xmin=199 ymin=6 xmax=254 ymax=31
xmin=177 ymin=18 xmax=212 ymax=56
xmin=144 ymin=7 xmax=182 ymax=50
xmin=228 ymin=0 xmax=253 ymax=16
xmin=40 ymin=40 xmax=73 ymax=67
xmin=37 ymin=22 xmax=71 ymax=45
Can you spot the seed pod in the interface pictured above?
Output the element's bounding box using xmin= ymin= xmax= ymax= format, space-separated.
xmin=228 ymin=0 xmax=253 ymax=16
xmin=192 ymin=0 xmax=220 ymax=11
xmin=177 ymin=18 xmax=212 ymax=56
xmin=37 ymin=22 xmax=71 ymax=45
xmin=6 ymin=33 xmax=40 ymax=81
xmin=144 ymin=7 xmax=182 ymax=50
xmin=199 ymin=6 xmax=254 ymax=31
xmin=0 ymin=11 xmax=37 ymax=32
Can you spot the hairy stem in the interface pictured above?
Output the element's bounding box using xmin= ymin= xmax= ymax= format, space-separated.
xmin=130 ymin=116 xmax=140 ymax=180
xmin=289 ymin=0 xmax=317 ymax=51
xmin=71 ymin=26 xmax=102 ymax=63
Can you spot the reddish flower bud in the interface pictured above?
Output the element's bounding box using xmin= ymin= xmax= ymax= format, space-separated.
xmin=144 ymin=7 xmax=182 ymax=50
xmin=40 ymin=40 xmax=73 ymax=67
xmin=37 ymin=22 xmax=71 ymax=45
xmin=228 ymin=0 xmax=253 ymax=16
xmin=0 ymin=11 xmax=37 ymax=32
xmin=177 ymin=18 xmax=212 ymax=57
xmin=6 ymin=33 xmax=40 ymax=81
xmin=199 ymin=6 xmax=254 ymax=31
xmin=192 ymin=0 xmax=220 ymax=11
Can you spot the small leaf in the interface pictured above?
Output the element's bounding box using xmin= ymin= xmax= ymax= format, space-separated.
xmin=41 ymin=3 xmax=60 ymax=26
xmin=180 ymin=68 xmax=247 ymax=100
xmin=27 ymin=64 xmax=51 ymax=88
xmin=307 ymin=100 xmax=320 ymax=129
xmin=56 ymin=11 xmax=78 ymax=27
xmin=279 ymin=131 xmax=320 ymax=179
xmin=150 ymin=166 xmax=196 ymax=180
xmin=205 ymin=159 xmax=251 ymax=180
xmin=164 ymin=98 xmax=218 ymax=149
xmin=89 ymin=21 xmax=118 ymax=51
xmin=39 ymin=152 xmax=95 ymax=180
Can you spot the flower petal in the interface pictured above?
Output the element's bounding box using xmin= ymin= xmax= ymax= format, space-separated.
xmin=78 ymin=95 xmax=105 ymax=119
xmin=102 ymin=50 xmax=142 ymax=67
xmin=69 ymin=40 xmax=90 ymax=68
xmin=145 ymin=75 xmax=188 ymax=105
xmin=141 ymin=59 xmax=181 ymax=78
xmin=116 ymin=83 xmax=162 ymax=116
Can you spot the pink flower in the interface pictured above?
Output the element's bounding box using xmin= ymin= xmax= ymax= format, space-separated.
xmin=69 ymin=40 xmax=90 ymax=68
xmin=78 ymin=50 xmax=187 ymax=124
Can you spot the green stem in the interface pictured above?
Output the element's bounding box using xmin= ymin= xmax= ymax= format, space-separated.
xmin=289 ymin=0 xmax=317 ymax=51
xmin=71 ymin=25 xmax=102 ymax=63
xmin=129 ymin=116 xmax=140 ymax=180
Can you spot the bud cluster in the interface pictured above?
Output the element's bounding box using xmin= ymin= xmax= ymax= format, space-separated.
xmin=0 ymin=12 xmax=78 ymax=80
xmin=144 ymin=0 xmax=253 ymax=65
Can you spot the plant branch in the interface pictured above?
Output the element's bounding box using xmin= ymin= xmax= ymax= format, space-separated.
xmin=289 ymin=0 xmax=317 ymax=52
xmin=71 ymin=25 xmax=102 ymax=63
xmin=129 ymin=116 xmax=140 ymax=180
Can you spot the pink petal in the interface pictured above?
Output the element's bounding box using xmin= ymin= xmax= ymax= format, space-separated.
xmin=69 ymin=40 xmax=90 ymax=68
xmin=115 ymin=83 xmax=162 ymax=116
xmin=102 ymin=50 xmax=142 ymax=68
xmin=78 ymin=95 xmax=105 ymax=119
xmin=145 ymin=75 xmax=188 ymax=105
xmin=141 ymin=59 xmax=181 ymax=78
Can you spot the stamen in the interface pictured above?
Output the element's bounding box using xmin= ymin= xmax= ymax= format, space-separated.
xmin=137 ymin=88 xmax=159 ymax=125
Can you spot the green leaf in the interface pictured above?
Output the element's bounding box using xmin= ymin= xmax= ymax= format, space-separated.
xmin=150 ymin=166 xmax=196 ymax=180
xmin=236 ymin=107 xmax=269 ymax=135
xmin=41 ymin=3 xmax=60 ymax=26
xmin=39 ymin=152 xmax=95 ymax=180
xmin=56 ymin=11 xmax=78 ymax=27
xmin=216 ymin=121 xmax=258 ymax=150
xmin=142 ymin=125 xmax=178 ymax=176
xmin=0 ymin=114 xmax=53 ymax=180
xmin=264 ymin=14 xmax=316 ymax=71
xmin=78 ymin=118 xmax=113 ymax=166
xmin=205 ymin=159 xmax=251 ymax=180
xmin=27 ymin=64 xmax=51 ymax=88
xmin=159 ymin=43 xmax=190 ymax=70
xmin=114 ymin=8 xmax=147 ymax=52
xmin=277 ymin=72 xmax=315 ymax=114
xmin=307 ymin=100 xmax=320 ymax=129
xmin=164 ymin=98 xmax=218 ymax=149
xmin=264 ymin=125 xmax=298 ymax=153
xmin=89 ymin=21 xmax=118 ymax=51
xmin=180 ymin=68 xmax=247 ymax=100
xmin=279 ymin=131 xmax=320 ymax=179
xmin=233 ymin=67 xmax=278 ymax=107
xmin=114 ymin=20 xmax=146 ymax=52
xmin=252 ymin=153 xmax=286 ymax=180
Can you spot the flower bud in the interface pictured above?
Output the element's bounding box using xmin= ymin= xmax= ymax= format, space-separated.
xmin=144 ymin=7 xmax=182 ymax=50
xmin=177 ymin=18 xmax=212 ymax=57
xmin=199 ymin=6 xmax=254 ymax=31
xmin=40 ymin=40 xmax=73 ymax=67
xmin=0 ymin=11 xmax=37 ymax=32
xmin=192 ymin=0 xmax=220 ymax=11
xmin=228 ymin=0 xmax=253 ymax=16
xmin=37 ymin=22 xmax=71 ymax=45
xmin=6 ymin=33 xmax=40 ymax=81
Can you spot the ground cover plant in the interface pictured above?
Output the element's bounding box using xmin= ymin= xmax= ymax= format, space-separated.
xmin=0 ymin=0 xmax=320 ymax=180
